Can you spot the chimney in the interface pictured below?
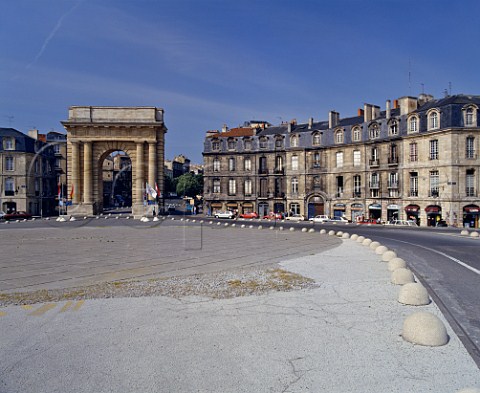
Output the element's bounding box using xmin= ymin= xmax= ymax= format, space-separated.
xmin=28 ymin=129 xmax=39 ymax=140
xmin=386 ymin=100 xmax=391 ymax=120
xmin=287 ymin=122 xmax=292 ymax=133
xmin=364 ymin=104 xmax=372 ymax=122
xmin=358 ymin=108 xmax=364 ymax=117
xmin=398 ymin=96 xmax=418 ymax=116
xmin=328 ymin=111 xmax=339 ymax=128
xmin=393 ymin=99 xmax=399 ymax=109
xmin=221 ymin=124 xmax=228 ymax=133
xmin=371 ymin=105 xmax=380 ymax=120
xmin=308 ymin=117 xmax=314 ymax=129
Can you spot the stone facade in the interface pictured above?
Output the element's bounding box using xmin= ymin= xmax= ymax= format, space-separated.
xmin=62 ymin=106 xmax=167 ymax=217
xmin=203 ymin=95 xmax=480 ymax=227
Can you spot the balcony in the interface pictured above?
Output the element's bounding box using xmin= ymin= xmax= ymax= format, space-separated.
xmin=429 ymin=189 xmax=439 ymax=198
xmin=409 ymin=190 xmax=418 ymax=197
xmin=258 ymin=168 xmax=269 ymax=175
xmin=466 ymin=152 xmax=477 ymax=159
xmin=5 ymin=190 xmax=14 ymax=196
xmin=369 ymin=159 xmax=379 ymax=167
xmin=466 ymin=188 xmax=476 ymax=197
xmin=352 ymin=191 xmax=362 ymax=198
xmin=388 ymin=156 xmax=398 ymax=166
xmin=273 ymin=168 xmax=284 ymax=175
xmin=369 ymin=182 xmax=380 ymax=189
xmin=387 ymin=181 xmax=399 ymax=189
xmin=258 ymin=192 xmax=269 ymax=199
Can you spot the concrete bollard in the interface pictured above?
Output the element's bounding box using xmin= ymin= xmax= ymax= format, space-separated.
xmin=302 ymin=228 xmax=307 ymax=233
xmin=382 ymin=250 xmax=397 ymax=262
xmin=231 ymin=223 xmax=236 ymax=227
xmin=388 ymin=257 xmax=407 ymax=271
xmin=328 ymin=230 xmax=335 ymax=236
xmin=470 ymin=231 xmax=479 ymax=238
xmin=270 ymin=226 xmax=275 ymax=230
xmin=398 ymin=282 xmax=430 ymax=306
xmin=279 ymin=226 xmax=284 ymax=231
xmin=241 ymin=224 xmax=246 ymax=228
xmin=308 ymin=228 xmax=315 ymax=233
xmin=320 ymin=229 xmax=327 ymax=234
xmin=368 ymin=241 xmax=380 ymax=249
xmin=336 ymin=231 xmax=343 ymax=237
xmin=402 ymin=312 xmax=448 ymax=346
xmin=375 ymin=245 xmax=388 ymax=255
xmin=460 ymin=229 xmax=469 ymax=236
xmin=362 ymin=238 xmax=373 ymax=246
xmin=258 ymin=225 xmax=263 ymax=230
xmin=356 ymin=236 xmax=365 ymax=243
xmin=350 ymin=234 xmax=358 ymax=241
xmin=341 ymin=233 xmax=350 ymax=239
xmin=290 ymin=227 xmax=295 ymax=232
xmin=391 ymin=268 xmax=415 ymax=285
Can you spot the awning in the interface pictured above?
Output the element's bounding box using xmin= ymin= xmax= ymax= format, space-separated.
xmin=351 ymin=203 xmax=363 ymax=210
xmin=405 ymin=204 xmax=420 ymax=213
xmin=334 ymin=203 xmax=345 ymax=210
xmin=226 ymin=203 xmax=238 ymax=208
xmin=425 ymin=205 xmax=441 ymax=213
xmin=243 ymin=202 xmax=253 ymax=208
xmin=387 ymin=204 xmax=399 ymax=210
xmin=369 ymin=203 xmax=382 ymax=210
xmin=464 ymin=205 xmax=480 ymax=213
xmin=210 ymin=203 xmax=222 ymax=208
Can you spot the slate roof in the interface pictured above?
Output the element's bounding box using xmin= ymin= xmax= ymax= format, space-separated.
xmin=0 ymin=128 xmax=38 ymax=153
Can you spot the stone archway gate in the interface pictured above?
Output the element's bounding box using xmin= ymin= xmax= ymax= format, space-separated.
xmin=62 ymin=106 xmax=167 ymax=217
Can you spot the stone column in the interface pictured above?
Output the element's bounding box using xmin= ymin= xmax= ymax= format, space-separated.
xmin=148 ymin=142 xmax=156 ymax=189
xmin=83 ymin=141 xmax=92 ymax=204
xmin=136 ymin=142 xmax=145 ymax=202
xmin=72 ymin=142 xmax=80 ymax=204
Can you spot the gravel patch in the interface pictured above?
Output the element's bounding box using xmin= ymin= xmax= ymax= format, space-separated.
xmin=0 ymin=265 xmax=317 ymax=306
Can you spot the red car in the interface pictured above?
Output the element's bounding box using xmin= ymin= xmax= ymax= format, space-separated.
xmin=262 ymin=212 xmax=283 ymax=220
xmin=239 ymin=212 xmax=259 ymax=219
xmin=4 ymin=211 xmax=32 ymax=220
xmin=358 ymin=218 xmax=382 ymax=225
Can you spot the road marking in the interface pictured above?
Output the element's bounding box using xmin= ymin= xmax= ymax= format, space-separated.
xmin=21 ymin=305 xmax=33 ymax=310
xmin=72 ymin=300 xmax=84 ymax=311
xmin=60 ymin=301 xmax=74 ymax=313
xmin=0 ymin=311 xmax=6 ymax=317
xmin=30 ymin=303 xmax=56 ymax=316
xmin=383 ymin=237 xmax=480 ymax=276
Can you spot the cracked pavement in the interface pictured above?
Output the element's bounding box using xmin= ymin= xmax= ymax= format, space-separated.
xmin=1 ymin=237 xmax=479 ymax=392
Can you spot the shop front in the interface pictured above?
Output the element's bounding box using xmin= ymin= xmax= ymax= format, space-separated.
xmin=210 ymin=202 xmax=223 ymax=215
xmin=425 ymin=205 xmax=442 ymax=227
xmin=258 ymin=202 xmax=269 ymax=217
xmin=273 ymin=202 xmax=285 ymax=214
xmin=387 ymin=204 xmax=400 ymax=222
xmin=463 ymin=204 xmax=479 ymax=228
xmin=368 ymin=203 xmax=382 ymax=220
xmin=307 ymin=195 xmax=325 ymax=219
xmin=333 ymin=203 xmax=346 ymax=218
xmin=350 ymin=203 xmax=363 ymax=222
xmin=405 ymin=204 xmax=420 ymax=225
xmin=226 ymin=202 xmax=238 ymax=215
xmin=242 ymin=202 xmax=254 ymax=214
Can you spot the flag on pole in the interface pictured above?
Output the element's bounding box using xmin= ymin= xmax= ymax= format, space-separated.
xmin=155 ymin=182 xmax=161 ymax=198
xmin=146 ymin=182 xmax=157 ymax=199
xmin=57 ymin=183 xmax=61 ymax=199
xmin=70 ymin=184 xmax=74 ymax=200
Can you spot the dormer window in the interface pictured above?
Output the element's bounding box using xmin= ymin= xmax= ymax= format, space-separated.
xmin=428 ymin=110 xmax=440 ymax=130
xmin=335 ymin=129 xmax=344 ymax=144
xmin=389 ymin=119 xmax=398 ymax=136
xmin=408 ymin=116 xmax=418 ymax=133
xmin=275 ymin=136 xmax=283 ymax=149
xmin=463 ymin=105 xmax=477 ymax=127
xmin=290 ymin=135 xmax=298 ymax=148
xmin=352 ymin=126 xmax=361 ymax=142
xmin=211 ymin=139 xmax=220 ymax=151
xmin=369 ymin=123 xmax=380 ymax=139
xmin=259 ymin=137 xmax=268 ymax=149
xmin=312 ymin=132 xmax=321 ymax=146
xmin=244 ymin=138 xmax=252 ymax=150
xmin=227 ymin=138 xmax=236 ymax=150
xmin=3 ymin=137 xmax=15 ymax=150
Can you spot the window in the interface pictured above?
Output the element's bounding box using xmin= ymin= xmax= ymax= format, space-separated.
xmin=336 ymin=152 xmax=343 ymax=168
xmin=290 ymin=203 xmax=300 ymax=215
xmin=353 ymin=150 xmax=361 ymax=167
xmin=55 ymin=158 xmax=61 ymax=168
xmin=388 ymin=172 xmax=398 ymax=188
xmin=244 ymin=158 xmax=251 ymax=171
xmin=389 ymin=143 xmax=398 ymax=164
xmin=3 ymin=137 xmax=15 ymax=150
xmin=291 ymin=177 xmax=298 ymax=194
xmin=370 ymin=173 xmax=379 ymax=198
xmin=335 ymin=129 xmax=343 ymax=144
xmin=213 ymin=179 xmax=220 ymax=193
xmin=429 ymin=140 xmax=438 ymax=160
xmin=291 ymin=155 xmax=298 ymax=171
xmin=260 ymin=178 xmax=268 ymax=197
xmin=5 ymin=177 xmax=14 ymax=196
xmin=352 ymin=127 xmax=361 ymax=142
xmin=429 ymin=111 xmax=439 ymax=130
xmin=227 ymin=138 xmax=236 ymax=150
xmin=244 ymin=138 xmax=252 ymax=150
xmin=259 ymin=156 xmax=267 ymax=174
xmin=228 ymin=157 xmax=235 ymax=171
xmin=353 ymin=175 xmax=361 ymax=197
xmin=336 ymin=176 xmax=343 ymax=197
xmin=409 ymin=142 xmax=418 ymax=162
xmin=5 ymin=157 xmax=14 ymax=171
xmin=35 ymin=159 xmax=40 ymax=174
xmin=244 ymin=179 xmax=252 ymax=196
xmin=275 ymin=156 xmax=283 ymax=172
xmin=212 ymin=139 xmax=220 ymax=150
xmin=408 ymin=116 xmax=418 ymax=133
xmin=464 ymin=107 xmax=476 ymax=127
xmin=410 ymin=172 xmax=418 ymax=197
xmin=389 ymin=120 xmax=398 ymax=135
xmin=369 ymin=123 xmax=380 ymax=139
xmin=275 ymin=137 xmax=283 ymax=148
xmin=312 ymin=133 xmax=321 ymax=146
xmin=313 ymin=152 xmax=320 ymax=168
xmin=429 ymin=170 xmax=439 ymax=197
xmin=290 ymin=135 xmax=298 ymax=148
xmin=466 ymin=169 xmax=475 ymax=197
xmin=213 ymin=158 xmax=220 ymax=172
xmin=466 ymin=137 xmax=475 ymax=159
xmin=370 ymin=147 xmax=379 ymax=166
xmin=228 ymin=179 xmax=236 ymax=195
xmin=259 ymin=137 xmax=268 ymax=149
xmin=53 ymin=144 xmax=61 ymax=154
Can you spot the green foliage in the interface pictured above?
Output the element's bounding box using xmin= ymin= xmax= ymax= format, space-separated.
xmin=176 ymin=173 xmax=203 ymax=197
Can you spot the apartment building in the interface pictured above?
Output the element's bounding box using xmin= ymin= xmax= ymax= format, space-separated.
xmin=203 ymin=95 xmax=480 ymax=227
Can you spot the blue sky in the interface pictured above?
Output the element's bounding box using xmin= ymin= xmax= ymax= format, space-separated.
xmin=2 ymin=0 xmax=480 ymax=163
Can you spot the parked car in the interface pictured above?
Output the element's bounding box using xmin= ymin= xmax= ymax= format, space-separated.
xmin=435 ymin=220 xmax=448 ymax=227
xmin=4 ymin=211 xmax=32 ymax=220
xmin=386 ymin=219 xmax=418 ymax=227
xmin=309 ymin=215 xmax=329 ymax=223
xmin=240 ymin=212 xmax=259 ymax=219
xmin=214 ymin=211 xmax=235 ymax=219
xmin=358 ymin=218 xmax=382 ymax=225
xmin=262 ymin=212 xmax=283 ymax=220
xmin=0 ymin=211 xmax=5 ymax=220
xmin=328 ymin=216 xmax=348 ymax=223
xmin=285 ymin=214 xmax=305 ymax=221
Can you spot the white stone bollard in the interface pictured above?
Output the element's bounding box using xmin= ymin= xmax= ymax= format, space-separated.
xmin=290 ymin=227 xmax=295 ymax=232
xmin=375 ymin=245 xmax=388 ymax=255
xmin=470 ymin=231 xmax=479 ymax=238
xmin=461 ymin=229 xmax=470 ymax=236
xmin=391 ymin=268 xmax=415 ymax=285
xmin=328 ymin=230 xmax=335 ymax=236
xmin=388 ymin=257 xmax=407 ymax=271
xmin=279 ymin=226 xmax=284 ymax=231
xmin=368 ymin=241 xmax=380 ymax=249
xmin=341 ymin=233 xmax=350 ymax=239
xmin=301 ymin=228 xmax=307 ymax=233
xmin=402 ymin=312 xmax=448 ymax=346
xmin=270 ymin=226 xmax=275 ymax=230
xmin=258 ymin=225 xmax=263 ymax=230
xmin=382 ymin=250 xmax=397 ymax=262
xmin=308 ymin=228 xmax=315 ymax=233
xmin=350 ymin=234 xmax=358 ymax=241
xmin=356 ymin=236 xmax=365 ymax=243
xmin=320 ymin=229 xmax=326 ymax=234
xmin=231 ymin=223 xmax=236 ymax=227
xmin=398 ymin=282 xmax=430 ymax=306
xmin=362 ymin=238 xmax=373 ymax=246
xmin=336 ymin=231 xmax=343 ymax=237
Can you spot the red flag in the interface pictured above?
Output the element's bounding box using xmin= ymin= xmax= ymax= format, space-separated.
xmin=70 ymin=184 xmax=74 ymax=200
xmin=57 ymin=183 xmax=61 ymax=199
xmin=155 ymin=182 xmax=161 ymax=197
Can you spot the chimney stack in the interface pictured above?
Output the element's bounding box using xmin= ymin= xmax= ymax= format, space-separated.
xmin=308 ymin=117 xmax=314 ymax=129
xmin=386 ymin=100 xmax=391 ymax=120
xmin=287 ymin=122 xmax=292 ymax=133
xmin=221 ymin=124 xmax=228 ymax=133
xmin=328 ymin=111 xmax=340 ymax=128
xmin=364 ymin=104 xmax=372 ymax=122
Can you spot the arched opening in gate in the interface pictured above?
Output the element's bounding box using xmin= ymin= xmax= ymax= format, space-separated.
xmin=100 ymin=150 xmax=132 ymax=211
xmin=306 ymin=195 xmax=325 ymax=219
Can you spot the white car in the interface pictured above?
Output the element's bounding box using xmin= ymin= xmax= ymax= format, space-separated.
xmin=214 ymin=211 xmax=235 ymax=219
xmin=309 ymin=215 xmax=329 ymax=223
xmin=0 ymin=211 xmax=5 ymax=219
xmin=285 ymin=214 xmax=305 ymax=221
xmin=386 ymin=219 xmax=418 ymax=227
xmin=328 ymin=216 xmax=348 ymax=223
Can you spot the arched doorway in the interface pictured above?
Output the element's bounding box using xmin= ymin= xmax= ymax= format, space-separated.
xmin=463 ymin=204 xmax=479 ymax=228
xmin=307 ymin=195 xmax=325 ymax=219
xmin=405 ymin=204 xmax=420 ymax=225
xmin=100 ymin=151 xmax=132 ymax=211
xmin=425 ymin=205 xmax=442 ymax=227
xmin=62 ymin=106 xmax=167 ymax=217
xmin=368 ymin=203 xmax=382 ymax=220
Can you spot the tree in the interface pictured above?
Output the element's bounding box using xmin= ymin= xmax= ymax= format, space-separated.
xmin=176 ymin=173 xmax=203 ymax=198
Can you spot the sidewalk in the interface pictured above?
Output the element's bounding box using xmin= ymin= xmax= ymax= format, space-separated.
xmin=1 ymin=238 xmax=479 ymax=392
